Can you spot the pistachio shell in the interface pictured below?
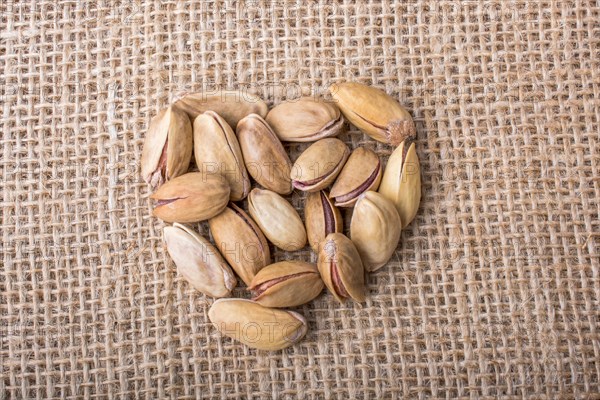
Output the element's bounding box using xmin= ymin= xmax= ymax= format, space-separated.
xmin=378 ymin=140 xmax=421 ymax=228
xmin=208 ymin=299 xmax=308 ymax=351
xmin=208 ymin=204 xmax=271 ymax=286
xmin=163 ymin=223 xmax=236 ymax=297
xmin=237 ymin=114 xmax=292 ymax=194
xmin=249 ymin=261 xmax=323 ymax=307
xmin=291 ymin=138 xmax=350 ymax=192
xmin=194 ymin=111 xmax=250 ymax=201
xmin=174 ymin=90 xmax=268 ymax=128
xmin=247 ymin=189 xmax=307 ymax=251
xmin=330 ymin=82 xmax=415 ymax=146
xmin=317 ymin=233 xmax=365 ymax=303
xmin=150 ymin=172 xmax=230 ymax=223
xmin=266 ymin=97 xmax=344 ymax=142
xmin=304 ymin=191 xmax=343 ymax=252
xmin=350 ymin=191 xmax=401 ymax=271
xmin=329 ymin=147 xmax=382 ymax=207
xmin=140 ymin=105 xmax=192 ymax=188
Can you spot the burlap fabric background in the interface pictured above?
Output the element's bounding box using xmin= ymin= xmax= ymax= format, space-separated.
xmin=1 ymin=1 xmax=599 ymax=399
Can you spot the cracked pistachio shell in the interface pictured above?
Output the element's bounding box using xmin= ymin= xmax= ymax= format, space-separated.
xmin=249 ymin=261 xmax=324 ymax=308
xmin=330 ymin=82 xmax=416 ymax=146
xmin=208 ymin=299 xmax=308 ymax=351
xmin=194 ymin=111 xmax=250 ymax=201
xmin=237 ymin=114 xmax=292 ymax=195
xmin=174 ymin=90 xmax=268 ymax=128
xmin=329 ymin=147 xmax=382 ymax=207
xmin=266 ymin=97 xmax=344 ymax=142
xmin=291 ymin=138 xmax=350 ymax=192
xmin=150 ymin=172 xmax=230 ymax=223
xmin=247 ymin=189 xmax=307 ymax=251
xmin=350 ymin=191 xmax=401 ymax=271
xmin=378 ymin=140 xmax=421 ymax=228
xmin=140 ymin=105 xmax=192 ymax=188
xmin=317 ymin=233 xmax=366 ymax=303
xmin=208 ymin=204 xmax=271 ymax=286
xmin=164 ymin=223 xmax=236 ymax=298
xmin=305 ymin=191 xmax=343 ymax=252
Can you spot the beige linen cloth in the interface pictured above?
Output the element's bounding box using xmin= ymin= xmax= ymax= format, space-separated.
xmin=1 ymin=1 xmax=599 ymax=399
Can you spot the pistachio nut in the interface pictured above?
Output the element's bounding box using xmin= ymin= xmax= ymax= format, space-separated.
xmin=317 ymin=233 xmax=366 ymax=303
xmin=174 ymin=90 xmax=268 ymax=128
xmin=140 ymin=105 xmax=192 ymax=188
xmin=237 ymin=114 xmax=292 ymax=195
xmin=247 ymin=188 xmax=307 ymax=251
xmin=378 ymin=139 xmax=421 ymax=228
xmin=329 ymin=147 xmax=382 ymax=207
xmin=208 ymin=203 xmax=271 ymax=286
xmin=265 ymin=97 xmax=344 ymax=142
xmin=150 ymin=172 xmax=230 ymax=223
xmin=350 ymin=191 xmax=401 ymax=271
xmin=163 ymin=223 xmax=236 ymax=297
xmin=304 ymin=191 xmax=343 ymax=252
xmin=329 ymin=82 xmax=416 ymax=146
xmin=194 ymin=111 xmax=250 ymax=201
xmin=208 ymin=298 xmax=308 ymax=351
xmin=291 ymin=138 xmax=350 ymax=192
xmin=248 ymin=261 xmax=323 ymax=308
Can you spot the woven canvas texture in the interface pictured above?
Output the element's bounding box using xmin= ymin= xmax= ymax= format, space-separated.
xmin=1 ymin=0 xmax=600 ymax=398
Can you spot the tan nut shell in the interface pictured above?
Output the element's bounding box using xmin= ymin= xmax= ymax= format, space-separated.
xmin=330 ymin=82 xmax=415 ymax=146
xmin=141 ymin=105 xmax=192 ymax=188
xmin=305 ymin=191 xmax=343 ymax=252
xmin=163 ymin=223 xmax=236 ymax=298
xmin=208 ymin=204 xmax=271 ymax=286
xmin=208 ymin=299 xmax=308 ymax=351
xmin=247 ymin=189 xmax=307 ymax=251
xmin=317 ymin=233 xmax=366 ymax=303
xmin=350 ymin=191 xmax=402 ymax=271
xmin=329 ymin=147 xmax=382 ymax=207
xmin=174 ymin=90 xmax=268 ymax=128
xmin=194 ymin=111 xmax=250 ymax=201
xmin=249 ymin=261 xmax=323 ymax=308
xmin=291 ymin=138 xmax=350 ymax=192
xmin=151 ymin=172 xmax=230 ymax=223
xmin=266 ymin=97 xmax=344 ymax=142
xmin=378 ymin=140 xmax=421 ymax=228
xmin=237 ymin=114 xmax=292 ymax=194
